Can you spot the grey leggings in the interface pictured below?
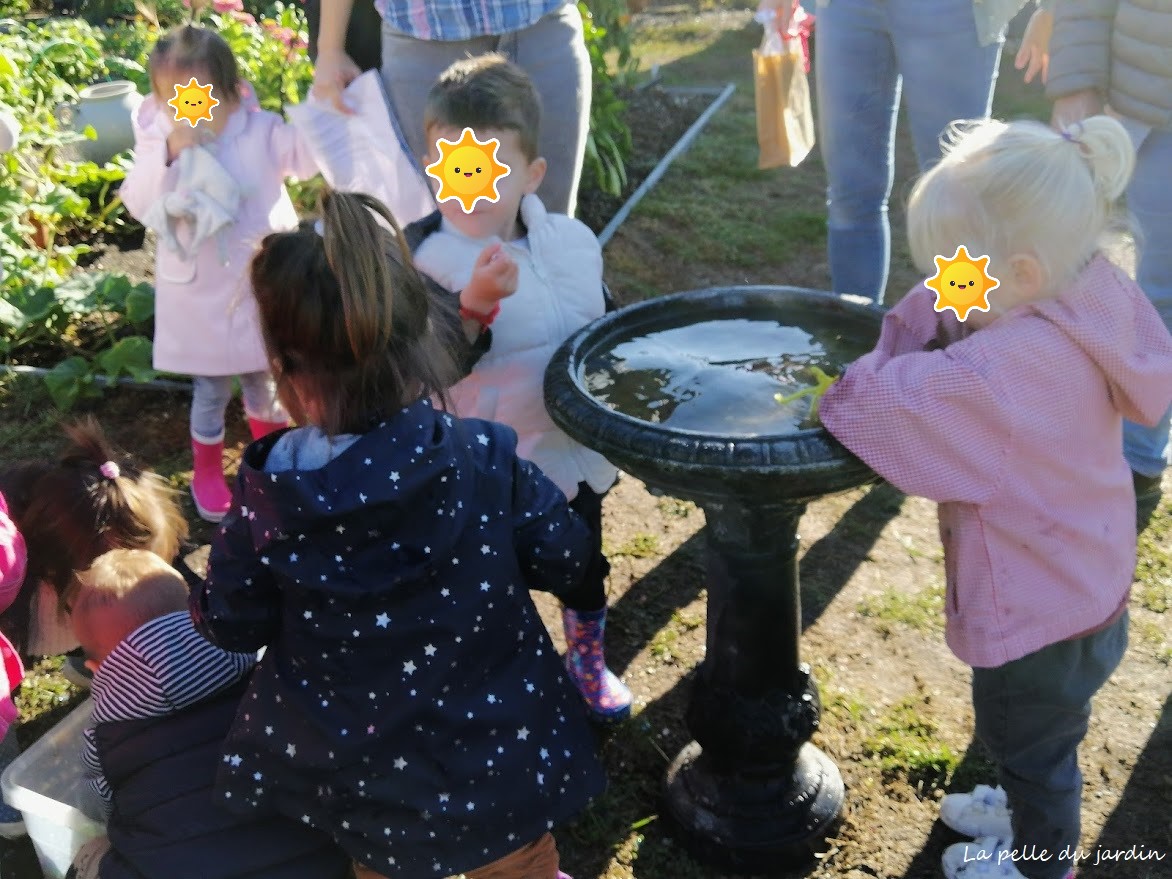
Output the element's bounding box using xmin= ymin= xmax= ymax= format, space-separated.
xmin=190 ymin=373 xmax=285 ymax=441
xmin=971 ymin=612 xmax=1129 ymax=879
xmin=379 ymin=2 xmax=591 ymax=217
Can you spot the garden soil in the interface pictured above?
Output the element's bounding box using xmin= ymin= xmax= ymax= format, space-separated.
xmin=1 ymin=6 xmax=1169 ymax=879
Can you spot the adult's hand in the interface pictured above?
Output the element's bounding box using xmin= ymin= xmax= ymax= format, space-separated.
xmin=1014 ymin=8 xmax=1053 ymax=84
xmin=311 ymin=49 xmax=362 ymax=115
xmin=757 ymin=0 xmax=800 ymax=33
xmin=1050 ymin=88 xmax=1103 ymax=129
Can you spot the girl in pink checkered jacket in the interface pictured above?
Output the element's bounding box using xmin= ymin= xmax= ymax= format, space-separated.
xmin=819 ymin=116 xmax=1172 ymax=879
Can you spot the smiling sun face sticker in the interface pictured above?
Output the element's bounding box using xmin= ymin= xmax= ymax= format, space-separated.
xmin=167 ymin=77 xmax=218 ymax=128
xmin=925 ymin=245 xmax=1000 ymax=321
xmin=425 ymin=128 xmax=511 ymax=213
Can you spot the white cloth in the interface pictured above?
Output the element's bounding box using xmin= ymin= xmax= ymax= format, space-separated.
xmin=286 ymin=70 xmax=436 ymax=227
xmin=139 ymin=145 xmax=241 ymax=262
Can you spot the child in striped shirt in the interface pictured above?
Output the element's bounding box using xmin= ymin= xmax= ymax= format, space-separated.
xmin=67 ymin=549 xmax=349 ymax=879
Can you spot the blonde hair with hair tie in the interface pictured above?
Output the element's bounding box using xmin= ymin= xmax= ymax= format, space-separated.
xmin=907 ymin=115 xmax=1135 ymax=296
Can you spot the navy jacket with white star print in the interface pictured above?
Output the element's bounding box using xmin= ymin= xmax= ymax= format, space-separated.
xmin=191 ymin=398 xmax=607 ymax=877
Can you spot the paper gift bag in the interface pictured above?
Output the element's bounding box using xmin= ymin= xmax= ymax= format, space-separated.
xmin=754 ymin=34 xmax=815 ymax=169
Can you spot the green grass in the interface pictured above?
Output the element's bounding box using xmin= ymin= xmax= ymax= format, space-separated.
xmin=857 ymin=582 xmax=945 ymax=635
xmin=862 ymin=696 xmax=960 ymax=789
xmin=610 ymin=532 xmax=662 ymax=559
xmin=1135 ymin=498 xmax=1172 ymax=614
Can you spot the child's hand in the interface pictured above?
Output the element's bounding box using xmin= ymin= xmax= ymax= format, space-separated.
xmin=1015 ymin=8 xmax=1053 ymax=84
xmin=166 ymin=123 xmax=208 ymax=163
xmin=462 ymin=243 xmax=518 ymax=314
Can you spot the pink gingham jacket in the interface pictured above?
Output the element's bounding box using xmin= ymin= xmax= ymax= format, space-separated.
xmin=820 ymin=254 xmax=1172 ymax=668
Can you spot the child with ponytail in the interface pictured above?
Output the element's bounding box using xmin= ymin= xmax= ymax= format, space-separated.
xmin=0 ymin=418 xmax=188 ymax=660
xmin=120 ymin=21 xmax=318 ymax=522
xmin=818 ymin=115 xmax=1172 ymax=879
xmin=191 ymin=190 xmax=603 ymax=879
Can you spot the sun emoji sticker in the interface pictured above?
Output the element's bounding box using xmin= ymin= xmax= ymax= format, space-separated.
xmin=425 ymin=128 xmax=511 ymax=213
xmin=167 ymin=77 xmax=219 ymax=128
xmin=925 ymin=245 xmax=1000 ymax=321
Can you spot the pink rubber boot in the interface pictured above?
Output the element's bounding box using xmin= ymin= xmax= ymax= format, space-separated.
xmin=190 ymin=436 xmax=232 ymax=523
xmin=248 ymin=417 xmax=289 ymax=441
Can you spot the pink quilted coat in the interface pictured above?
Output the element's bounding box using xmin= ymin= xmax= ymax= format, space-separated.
xmin=120 ymin=86 xmax=318 ymax=377
xmin=820 ymin=255 xmax=1172 ymax=668
xmin=0 ymin=493 xmax=27 ymax=737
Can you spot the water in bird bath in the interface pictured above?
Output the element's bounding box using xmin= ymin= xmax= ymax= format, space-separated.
xmin=582 ymin=317 xmax=870 ymax=436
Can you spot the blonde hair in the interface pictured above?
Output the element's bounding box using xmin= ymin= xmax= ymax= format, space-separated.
xmin=908 ymin=115 xmax=1135 ymax=293
xmin=72 ymin=549 xmax=189 ymax=658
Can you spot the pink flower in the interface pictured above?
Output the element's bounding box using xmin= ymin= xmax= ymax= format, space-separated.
xmin=230 ymin=9 xmax=257 ymax=25
xmin=212 ymin=0 xmax=244 ymax=12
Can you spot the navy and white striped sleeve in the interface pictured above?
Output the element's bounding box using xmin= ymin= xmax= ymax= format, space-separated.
xmin=80 ymin=725 xmax=113 ymax=817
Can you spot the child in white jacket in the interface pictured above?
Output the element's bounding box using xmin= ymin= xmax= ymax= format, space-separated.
xmin=406 ymin=54 xmax=631 ymax=721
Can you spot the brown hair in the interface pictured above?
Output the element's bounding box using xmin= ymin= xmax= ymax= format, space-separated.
xmin=72 ymin=549 xmax=189 ymax=663
xmin=0 ymin=418 xmax=188 ymax=653
xmin=250 ymin=189 xmax=462 ymax=436
xmin=424 ymin=53 xmax=542 ymax=161
xmin=148 ymin=23 xmax=241 ymax=106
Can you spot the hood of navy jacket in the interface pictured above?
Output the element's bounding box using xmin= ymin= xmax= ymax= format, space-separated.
xmin=233 ymin=399 xmax=479 ymax=593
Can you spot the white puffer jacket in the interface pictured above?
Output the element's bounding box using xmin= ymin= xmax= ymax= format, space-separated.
xmin=413 ymin=194 xmax=618 ymax=501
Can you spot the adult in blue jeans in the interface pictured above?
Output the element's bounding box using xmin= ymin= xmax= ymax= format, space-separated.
xmin=1048 ymin=0 xmax=1172 ymax=529
xmin=797 ymin=0 xmax=1054 ymax=303
xmin=311 ymin=0 xmax=591 ymax=217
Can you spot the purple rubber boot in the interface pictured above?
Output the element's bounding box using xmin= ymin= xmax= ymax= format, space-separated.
xmin=562 ymin=606 xmax=632 ymax=722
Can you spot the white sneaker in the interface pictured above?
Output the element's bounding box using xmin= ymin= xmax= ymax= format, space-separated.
xmin=942 ymin=836 xmax=1021 ymax=879
xmin=940 ymin=784 xmax=1013 ymax=839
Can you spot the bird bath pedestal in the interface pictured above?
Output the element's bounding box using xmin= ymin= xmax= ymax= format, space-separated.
xmin=545 ymin=286 xmax=883 ymax=872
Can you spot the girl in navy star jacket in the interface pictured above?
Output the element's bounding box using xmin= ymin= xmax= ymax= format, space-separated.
xmin=190 ymin=190 xmax=605 ymax=879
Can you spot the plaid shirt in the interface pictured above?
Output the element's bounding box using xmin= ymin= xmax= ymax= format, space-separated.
xmin=374 ymin=0 xmax=567 ymax=41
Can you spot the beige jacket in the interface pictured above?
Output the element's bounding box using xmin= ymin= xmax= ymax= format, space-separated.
xmin=1047 ymin=0 xmax=1172 ymax=128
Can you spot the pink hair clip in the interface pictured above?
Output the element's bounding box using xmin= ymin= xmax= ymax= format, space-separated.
xmin=99 ymin=461 xmax=120 ymax=480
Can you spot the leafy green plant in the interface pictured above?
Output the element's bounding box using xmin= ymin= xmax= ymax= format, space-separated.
xmin=579 ymin=1 xmax=634 ymax=198
xmin=0 ymin=9 xmax=317 ymax=407
xmin=0 ymin=271 xmax=156 ymax=408
xmin=210 ymin=3 xmax=313 ymax=111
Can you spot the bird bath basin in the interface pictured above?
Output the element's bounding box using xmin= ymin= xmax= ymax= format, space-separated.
xmin=545 ymin=286 xmax=883 ymax=871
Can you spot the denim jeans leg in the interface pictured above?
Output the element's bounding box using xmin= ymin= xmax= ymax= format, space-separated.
xmin=815 ymin=0 xmax=900 ymax=304
xmin=190 ymin=375 xmax=235 ymax=442
xmin=1122 ymin=125 xmax=1172 ymax=477
xmin=890 ymin=0 xmax=1002 ymax=171
xmin=970 ymin=614 xmax=1129 ymax=879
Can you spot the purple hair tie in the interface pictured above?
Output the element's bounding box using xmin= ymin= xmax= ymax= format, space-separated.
xmin=99 ymin=461 xmax=120 ymax=480
xmin=1061 ymin=122 xmax=1083 ymax=144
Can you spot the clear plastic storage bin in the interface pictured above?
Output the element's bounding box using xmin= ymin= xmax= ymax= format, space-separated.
xmin=2 ymin=699 xmax=105 ymax=879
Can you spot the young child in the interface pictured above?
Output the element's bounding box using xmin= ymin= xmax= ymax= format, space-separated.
xmin=67 ymin=548 xmax=349 ymax=879
xmin=407 ymin=54 xmax=631 ymax=722
xmin=0 ymin=417 xmax=187 ymax=662
xmin=817 ymin=116 xmax=1172 ymax=879
xmin=190 ymin=189 xmax=604 ymax=879
xmin=119 ymin=23 xmax=319 ymax=523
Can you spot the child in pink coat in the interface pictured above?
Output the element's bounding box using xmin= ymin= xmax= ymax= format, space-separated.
xmin=120 ymin=24 xmax=318 ymax=523
xmin=818 ymin=116 xmax=1172 ymax=879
